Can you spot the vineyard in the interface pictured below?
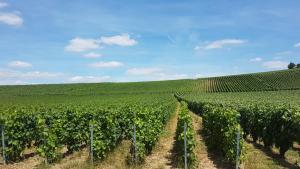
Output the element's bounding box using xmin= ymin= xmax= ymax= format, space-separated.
xmin=0 ymin=95 xmax=176 ymax=163
xmin=175 ymin=68 xmax=300 ymax=168
xmin=0 ymin=68 xmax=300 ymax=169
xmin=188 ymin=68 xmax=300 ymax=92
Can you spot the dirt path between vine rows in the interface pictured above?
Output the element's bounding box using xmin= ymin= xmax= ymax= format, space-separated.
xmin=141 ymin=103 xmax=180 ymax=169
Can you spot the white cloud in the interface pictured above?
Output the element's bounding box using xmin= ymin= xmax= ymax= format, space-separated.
xmin=83 ymin=52 xmax=102 ymax=58
xmin=294 ymin=43 xmax=300 ymax=48
xmin=195 ymin=74 xmax=203 ymax=78
xmin=89 ymin=61 xmax=123 ymax=68
xmin=0 ymin=13 xmax=23 ymax=26
xmin=126 ymin=68 xmax=162 ymax=76
xmin=65 ymin=34 xmax=137 ymax=53
xmin=0 ymin=69 xmax=64 ymax=79
xmin=196 ymin=39 xmax=247 ymax=50
xmin=249 ymin=57 xmax=262 ymax=62
xmin=8 ymin=61 xmax=32 ymax=68
xmin=0 ymin=80 xmax=29 ymax=85
xmin=68 ymin=75 xmax=110 ymax=83
xmin=0 ymin=2 xmax=8 ymax=8
xmin=262 ymin=61 xmax=288 ymax=69
xmin=21 ymin=71 xmax=64 ymax=79
xmin=100 ymin=34 xmax=137 ymax=46
xmin=0 ymin=70 xmax=15 ymax=78
xmin=126 ymin=67 xmax=189 ymax=81
xmin=65 ymin=38 xmax=100 ymax=52
xmin=0 ymin=69 xmax=64 ymax=85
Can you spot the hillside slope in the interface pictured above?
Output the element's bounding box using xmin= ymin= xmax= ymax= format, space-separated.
xmin=191 ymin=68 xmax=300 ymax=92
xmin=0 ymin=68 xmax=299 ymax=97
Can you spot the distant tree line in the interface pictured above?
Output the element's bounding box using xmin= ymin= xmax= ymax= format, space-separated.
xmin=288 ymin=62 xmax=300 ymax=69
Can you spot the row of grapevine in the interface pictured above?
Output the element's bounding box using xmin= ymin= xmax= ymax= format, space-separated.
xmin=239 ymin=104 xmax=300 ymax=157
xmin=0 ymin=101 xmax=176 ymax=164
xmin=201 ymin=104 xmax=244 ymax=163
xmin=176 ymin=92 xmax=300 ymax=160
xmin=0 ymin=106 xmax=124 ymax=162
xmin=131 ymin=103 xmax=176 ymax=163
xmin=176 ymin=95 xmax=244 ymax=164
xmin=174 ymin=102 xmax=196 ymax=168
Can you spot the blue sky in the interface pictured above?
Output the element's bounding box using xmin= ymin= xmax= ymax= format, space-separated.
xmin=0 ymin=0 xmax=300 ymax=84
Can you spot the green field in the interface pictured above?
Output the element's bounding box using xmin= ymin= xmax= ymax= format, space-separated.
xmin=1 ymin=68 xmax=299 ymax=105
xmin=0 ymin=68 xmax=300 ymax=168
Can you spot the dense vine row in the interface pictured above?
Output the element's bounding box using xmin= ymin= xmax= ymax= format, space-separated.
xmin=174 ymin=102 xmax=196 ymax=168
xmin=239 ymin=104 xmax=300 ymax=157
xmin=176 ymin=95 xmax=244 ymax=164
xmin=202 ymin=104 xmax=244 ymax=163
xmin=132 ymin=102 xmax=176 ymax=162
xmin=0 ymin=99 xmax=176 ymax=164
xmin=177 ymin=92 xmax=300 ymax=160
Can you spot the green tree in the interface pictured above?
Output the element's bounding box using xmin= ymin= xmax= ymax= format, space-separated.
xmin=288 ymin=62 xmax=296 ymax=69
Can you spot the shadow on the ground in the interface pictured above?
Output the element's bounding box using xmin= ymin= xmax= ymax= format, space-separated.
xmin=62 ymin=144 xmax=87 ymax=158
xmin=23 ymin=152 xmax=36 ymax=160
xmin=0 ymin=151 xmax=36 ymax=165
xmin=246 ymin=139 xmax=299 ymax=169
xmin=166 ymin=133 xmax=181 ymax=168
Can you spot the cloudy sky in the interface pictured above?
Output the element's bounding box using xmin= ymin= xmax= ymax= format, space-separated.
xmin=0 ymin=0 xmax=300 ymax=85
